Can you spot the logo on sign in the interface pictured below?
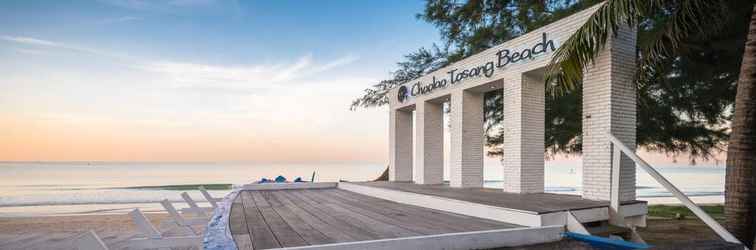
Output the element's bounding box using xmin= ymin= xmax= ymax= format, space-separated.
xmin=397 ymin=85 xmax=409 ymax=103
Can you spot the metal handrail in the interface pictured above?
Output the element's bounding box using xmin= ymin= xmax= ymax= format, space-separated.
xmin=607 ymin=133 xmax=744 ymax=247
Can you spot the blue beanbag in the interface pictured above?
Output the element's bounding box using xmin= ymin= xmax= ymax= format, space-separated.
xmin=275 ymin=175 xmax=286 ymax=183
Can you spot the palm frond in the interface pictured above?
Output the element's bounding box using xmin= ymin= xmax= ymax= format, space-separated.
xmin=638 ymin=0 xmax=725 ymax=80
xmin=545 ymin=0 xmax=644 ymax=96
xmin=545 ymin=0 xmax=722 ymax=96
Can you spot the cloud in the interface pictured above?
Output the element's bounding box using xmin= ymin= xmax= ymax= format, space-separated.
xmin=1 ymin=36 xmax=61 ymax=47
xmin=97 ymin=0 xmax=244 ymax=17
xmin=101 ymin=16 xmax=143 ymax=24
xmin=168 ymin=0 xmax=219 ymax=6
xmin=311 ymin=54 xmax=360 ymax=72
xmin=142 ymin=54 xmax=360 ymax=88
xmin=0 ymin=35 xmax=128 ymax=60
xmin=100 ymin=0 xmax=220 ymax=9
xmin=11 ymin=48 xmax=48 ymax=55
xmin=1 ymin=34 xmax=360 ymax=99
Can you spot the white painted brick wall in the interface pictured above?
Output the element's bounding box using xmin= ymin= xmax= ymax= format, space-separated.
xmin=389 ymin=108 xmax=413 ymax=181
xmin=582 ymin=25 xmax=637 ymax=201
xmin=387 ymin=4 xmax=602 ymax=189
xmin=503 ymin=73 xmax=545 ymax=193
xmin=387 ymin=3 xmax=636 ymax=202
xmin=414 ymin=101 xmax=444 ymax=184
xmin=449 ymin=90 xmax=484 ymax=187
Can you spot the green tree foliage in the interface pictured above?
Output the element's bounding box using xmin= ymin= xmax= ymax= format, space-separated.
xmin=633 ymin=0 xmax=748 ymax=162
xmin=351 ymin=0 xmax=749 ymax=162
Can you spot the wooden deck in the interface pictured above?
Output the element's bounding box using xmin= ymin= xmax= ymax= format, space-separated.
xmin=351 ymin=181 xmax=644 ymax=214
xmin=229 ymin=188 xmax=519 ymax=250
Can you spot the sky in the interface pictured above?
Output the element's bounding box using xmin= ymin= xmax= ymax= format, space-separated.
xmin=0 ymin=0 xmax=726 ymax=167
xmin=0 ymin=0 xmax=442 ymax=162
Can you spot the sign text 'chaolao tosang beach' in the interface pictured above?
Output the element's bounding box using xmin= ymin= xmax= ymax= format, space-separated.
xmin=398 ymin=33 xmax=557 ymax=102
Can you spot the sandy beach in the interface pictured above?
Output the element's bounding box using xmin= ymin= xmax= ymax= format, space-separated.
xmin=0 ymin=209 xmax=724 ymax=250
xmin=0 ymin=213 xmax=204 ymax=250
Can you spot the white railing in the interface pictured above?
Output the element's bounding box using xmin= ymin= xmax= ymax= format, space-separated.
xmin=607 ymin=133 xmax=744 ymax=247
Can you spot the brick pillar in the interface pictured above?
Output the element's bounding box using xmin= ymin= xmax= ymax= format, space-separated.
xmin=582 ymin=26 xmax=637 ymax=201
xmin=449 ymin=90 xmax=484 ymax=188
xmin=389 ymin=108 xmax=413 ymax=181
xmin=502 ymin=73 xmax=545 ymax=193
xmin=414 ymin=101 xmax=444 ymax=184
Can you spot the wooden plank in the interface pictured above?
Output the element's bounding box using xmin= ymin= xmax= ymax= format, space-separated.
xmin=232 ymin=234 xmax=254 ymax=250
xmin=282 ymin=190 xmax=380 ymax=241
xmin=240 ymin=191 xmax=281 ymax=249
xmin=251 ymin=191 xmax=307 ymax=247
xmin=301 ymin=189 xmax=420 ymax=239
xmin=317 ymin=189 xmax=450 ymax=235
xmin=230 ymin=201 xmax=248 ymax=234
xmin=331 ymin=189 xmax=514 ymax=230
xmin=265 ymin=191 xmax=333 ymax=245
xmin=267 ymin=225 xmax=565 ymax=250
xmin=272 ymin=190 xmax=363 ymax=243
xmin=329 ymin=189 xmax=475 ymax=229
xmin=229 ymin=199 xmax=254 ymax=249
xmin=328 ymin=189 xmax=499 ymax=232
xmin=339 ymin=181 xmax=543 ymax=227
xmin=351 ymin=182 xmax=610 ymax=214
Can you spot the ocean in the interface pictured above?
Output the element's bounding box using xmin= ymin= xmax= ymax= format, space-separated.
xmin=0 ymin=162 xmax=725 ymax=217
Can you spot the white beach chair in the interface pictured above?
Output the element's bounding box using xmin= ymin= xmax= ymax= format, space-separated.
xmin=74 ymin=209 xmax=203 ymax=250
xmin=160 ymin=199 xmax=209 ymax=236
xmin=178 ymin=192 xmax=211 ymax=217
xmin=178 ymin=186 xmax=223 ymax=215
xmin=198 ymin=186 xmax=222 ymax=208
xmin=74 ymin=230 xmax=108 ymax=250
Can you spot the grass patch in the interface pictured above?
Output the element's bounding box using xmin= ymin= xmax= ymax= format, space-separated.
xmin=648 ymin=204 xmax=724 ymax=220
xmin=124 ymin=183 xmax=232 ymax=190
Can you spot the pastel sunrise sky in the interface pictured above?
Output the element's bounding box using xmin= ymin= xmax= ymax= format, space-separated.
xmin=0 ymin=0 xmax=724 ymax=166
xmin=0 ymin=0 xmax=442 ymax=162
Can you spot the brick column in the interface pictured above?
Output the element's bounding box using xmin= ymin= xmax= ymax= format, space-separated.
xmin=449 ymin=90 xmax=484 ymax=188
xmin=414 ymin=101 xmax=444 ymax=184
xmin=389 ymin=108 xmax=413 ymax=181
xmin=502 ymin=73 xmax=545 ymax=193
xmin=582 ymin=26 xmax=637 ymax=201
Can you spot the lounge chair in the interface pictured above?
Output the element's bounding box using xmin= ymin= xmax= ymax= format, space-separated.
xmin=159 ymin=199 xmax=209 ymax=236
xmin=178 ymin=192 xmax=211 ymax=217
xmin=74 ymin=230 xmax=108 ymax=250
xmin=198 ymin=186 xmax=222 ymax=208
xmin=74 ymin=209 xmax=202 ymax=250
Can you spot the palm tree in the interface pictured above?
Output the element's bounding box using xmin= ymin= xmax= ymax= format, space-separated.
xmin=725 ymin=5 xmax=756 ymax=248
xmin=547 ymin=0 xmax=756 ymax=247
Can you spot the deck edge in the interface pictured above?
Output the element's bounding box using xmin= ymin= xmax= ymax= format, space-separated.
xmin=278 ymin=225 xmax=564 ymax=250
xmin=338 ymin=181 xmax=543 ymax=226
xmin=204 ymin=188 xmax=242 ymax=250
xmin=241 ymin=182 xmax=338 ymax=191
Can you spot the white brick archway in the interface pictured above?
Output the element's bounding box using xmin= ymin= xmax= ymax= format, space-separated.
xmin=387 ymin=4 xmax=637 ymax=202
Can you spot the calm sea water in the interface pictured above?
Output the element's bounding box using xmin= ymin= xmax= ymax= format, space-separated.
xmin=0 ymin=162 xmax=725 ymax=216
